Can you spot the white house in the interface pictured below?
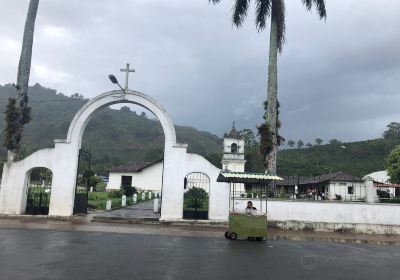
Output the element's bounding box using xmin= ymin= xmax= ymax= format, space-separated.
xmin=107 ymin=160 xmax=163 ymax=192
xmin=274 ymin=172 xmax=365 ymax=201
xmin=363 ymin=170 xmax=400 ymax=198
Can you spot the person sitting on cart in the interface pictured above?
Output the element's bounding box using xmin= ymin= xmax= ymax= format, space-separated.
xmin=245 ymin=201 xmax=257 ymax=215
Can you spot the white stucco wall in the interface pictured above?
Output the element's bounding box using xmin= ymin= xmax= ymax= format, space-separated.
xmin=232 ymin=198 xmax=400 ymax=226
xmin=180 ymin=153 xmax=229 ymax=222
xmin=107 ymin=162 xmax=163 ymax=191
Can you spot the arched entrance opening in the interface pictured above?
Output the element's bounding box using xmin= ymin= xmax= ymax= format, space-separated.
xmin=58 ymin=90 xmax=178 ymax=217
xmin=183 ymin=172 xmax=210 ymax=220
xmin=80 ymin=103 xmax=165 ymax=213
xmin=25 ymin=167 xmax=53 ymax=215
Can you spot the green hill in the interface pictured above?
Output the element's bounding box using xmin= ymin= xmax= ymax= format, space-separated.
xmin=0 ymin=83 xmax=398 ymax=177
xmin=0 ymin=84 xmax=222 ymax=174
xmin=276 ymin=138 xmax=400 ymax=177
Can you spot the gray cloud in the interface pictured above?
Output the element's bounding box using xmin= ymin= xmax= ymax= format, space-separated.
xmin=0 ymin=0 xmax=399 ymax=144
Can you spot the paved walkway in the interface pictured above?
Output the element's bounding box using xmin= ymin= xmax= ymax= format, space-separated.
xmin=92 ymin=200 xmax=160 ymax=221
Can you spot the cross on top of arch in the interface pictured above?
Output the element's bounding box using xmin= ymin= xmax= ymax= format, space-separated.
xmin=120 ymin=63 xmax=135 ymax=91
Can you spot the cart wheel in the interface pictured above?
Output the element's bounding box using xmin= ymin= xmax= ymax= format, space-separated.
xmin=229 ymin=232 xmax=237 ymax=240
xmin=224 ymin=231 xmax=230 ymax=239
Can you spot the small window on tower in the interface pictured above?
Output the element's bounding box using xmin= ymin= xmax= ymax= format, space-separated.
xmin=231 ymin=143 xmax=238 ymax=153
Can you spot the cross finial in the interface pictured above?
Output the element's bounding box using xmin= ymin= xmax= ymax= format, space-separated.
xmin=120 ymin=63 xmax=135 ymax=91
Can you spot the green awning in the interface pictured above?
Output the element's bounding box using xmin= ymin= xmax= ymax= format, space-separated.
xmin=217 ymin=171 xmax=283 ymax=184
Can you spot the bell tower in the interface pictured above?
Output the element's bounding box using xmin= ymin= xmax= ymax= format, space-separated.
xmin=222 ymin=122 xmax=246 ymax=195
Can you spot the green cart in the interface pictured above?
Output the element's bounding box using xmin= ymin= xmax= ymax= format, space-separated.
xmin=217 ymin=171 xmax=283 ymax=241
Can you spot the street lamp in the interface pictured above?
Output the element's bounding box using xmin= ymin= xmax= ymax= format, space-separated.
xmin=108 ymin=74 xmax=126 ymax=94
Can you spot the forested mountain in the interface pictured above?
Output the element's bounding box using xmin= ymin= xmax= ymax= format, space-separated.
xmin=0 ymin=84 xmax=398 ymax=177
xmin=0 ymin=84 xmax=222 ymax=174
xmin=276 ymin=137 xmax=400 ymax=177
xmin=241 ymin=134 xmax=400 ymax=177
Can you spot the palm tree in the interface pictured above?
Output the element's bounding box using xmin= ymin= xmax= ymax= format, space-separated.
xmin=209 ymin=0 xmax=326 ymax=174
xmin=5 ymin=0 xmax=39 ymax=161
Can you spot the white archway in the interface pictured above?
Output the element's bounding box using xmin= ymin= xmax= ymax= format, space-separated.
xmin=61 ymin=90 xmax=177 ymax=148
xmin=0 ymin=90 xmax=189 ymax=219
xmin=0 ymin=89 xmax=229 ymax=221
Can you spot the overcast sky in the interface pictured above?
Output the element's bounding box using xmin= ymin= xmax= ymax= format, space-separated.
xmin=0 ymin=0 xmax=399 ymax=144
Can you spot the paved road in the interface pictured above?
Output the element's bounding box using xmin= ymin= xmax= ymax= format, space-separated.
xmin=0 ymin=228 xmax=399 ymax=280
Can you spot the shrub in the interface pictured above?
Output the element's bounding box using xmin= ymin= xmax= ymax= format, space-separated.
xmin=121 ymin=185 xmax=137 ymax=197
xmin=184 ymin=187 xmax=208 ymax=209
xmin=108 ymin=190 xmax=122 ymax=198
xmin=335 ymin=194 xmax=342 ymax=200
xmin=377 ymin=190 xmax=390 ymax=199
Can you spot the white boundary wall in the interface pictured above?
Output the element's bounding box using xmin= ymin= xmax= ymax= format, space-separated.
xmin=232 ymin=199 xmax=400 ymax=234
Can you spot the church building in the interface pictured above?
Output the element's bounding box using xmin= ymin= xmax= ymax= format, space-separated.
xmin=107 ymin=123 xmax=246 ymax=194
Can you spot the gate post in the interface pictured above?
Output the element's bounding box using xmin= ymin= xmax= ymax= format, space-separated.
xmin=160 ymin=145 xmax=187 ymax=221
xmin=48 ymin=143 xmax=78 ymax=217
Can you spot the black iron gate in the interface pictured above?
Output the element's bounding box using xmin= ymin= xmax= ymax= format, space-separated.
xmin=183 ymin=172 xmax=210 ymax=220
xmin=73 ymin=149 xmax=91 ymax=214
xmin=26 ymin=168 xmax=53 ymax=215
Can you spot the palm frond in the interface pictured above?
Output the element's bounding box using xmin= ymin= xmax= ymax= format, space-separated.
xmin=272 ymin=0 xmax=286 ymax=52
xmin=209 ymin=0 xmax=221 ymax=3
xmin=232 ymin=0 xmax=250 ymax=27
xmin=302 ymin=0 xmax=327 ymax=19
xmin=302 ymin=0 xmax=312 ymax=10
xmin=313 ymin=0 xmax=327 ymax=19
xmin=255 ymin=0 xmax=272 ymax=30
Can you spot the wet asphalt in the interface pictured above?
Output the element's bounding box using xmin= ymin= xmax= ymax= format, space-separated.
xmin=0 ymin=228 xmax=399 ymax=280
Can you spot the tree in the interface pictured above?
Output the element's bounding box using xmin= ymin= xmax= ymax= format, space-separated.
xmin=329 ymin=139 xmax=341 ymax=145
xmin=240 ymin=129 xmax=257 ymax=147
xmin=383 ymin=122 xmax=400 ymax=139
xmin=306 ymin=143 xmax=313 ymax=148
xmin=4 ymin=0 xmax=39 ymax=161
xmin=140 ymin=112 xmax=147 ymax=118
xmin=210 ymin=0 xmax=326 ymax=175
xmin=386 ymin=145 xmax=400 ymax=184
xmin=297 ymin=140 xmax=304 ymax=149
xmin=71 ymin=93 xmax=84 ymax=100
xmin=287 ymin=140 xmax=295 ymax=148
xmin=120 ymin=106 xmax=131 ymax=113
xmin=315 ymin=138 xmax=323 ymax=145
